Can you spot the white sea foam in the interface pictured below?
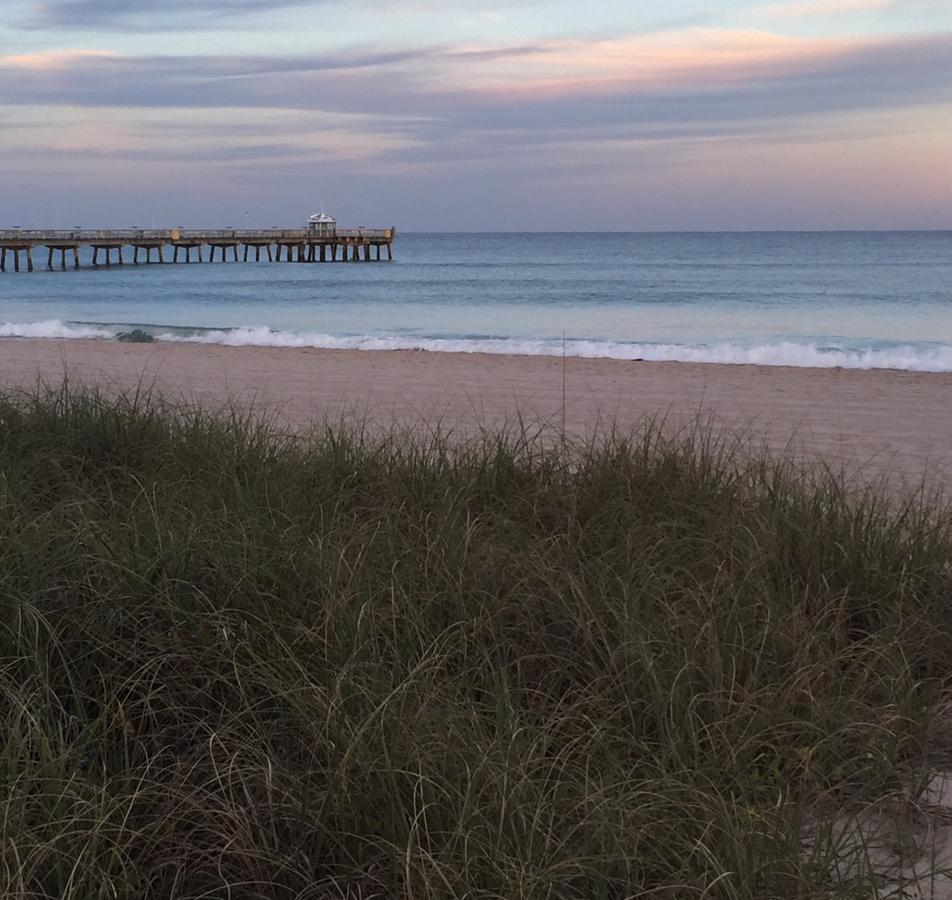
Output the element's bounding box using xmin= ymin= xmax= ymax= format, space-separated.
xmin=157 ymin=326 xmax=952 ymax=372
xmin=5 ymin=320 xmax=952 ymax=373
xmin=0 ymin=319 xmax=114 ymax=340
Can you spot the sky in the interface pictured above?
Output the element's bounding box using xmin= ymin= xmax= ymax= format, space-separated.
xmin=1 ymin=0 xmax=951 ymax=230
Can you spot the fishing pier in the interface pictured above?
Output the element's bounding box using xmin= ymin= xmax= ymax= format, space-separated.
xmin=0 ymin=215 xmax=395 ymax=273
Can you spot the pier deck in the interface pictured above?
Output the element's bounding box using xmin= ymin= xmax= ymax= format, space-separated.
xmin=0 ymin=228 xmax=396 ymax=271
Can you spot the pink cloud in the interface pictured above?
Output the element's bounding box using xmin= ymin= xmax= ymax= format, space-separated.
xmin=431 ymin=29 xmax=874 ymax=101
xmin=0 ymin=49 xmax=116 ymax=70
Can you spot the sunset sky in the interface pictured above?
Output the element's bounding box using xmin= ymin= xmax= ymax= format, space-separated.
xmin=1 ymin=0 xmax=951 ymax=230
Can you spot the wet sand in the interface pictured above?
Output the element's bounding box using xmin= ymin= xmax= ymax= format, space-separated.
xmin=1 ymin=338 xmax=950 ymax=489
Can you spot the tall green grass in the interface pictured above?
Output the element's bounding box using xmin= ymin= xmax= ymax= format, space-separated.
xmin=0 ymin=384 xmax=950 ymax=898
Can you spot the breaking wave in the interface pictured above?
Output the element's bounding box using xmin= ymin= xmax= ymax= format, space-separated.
xmin=0 ymin=319 xmax=114 ymax=340
xmin=4 ymin=320 xmax=952 ymax=373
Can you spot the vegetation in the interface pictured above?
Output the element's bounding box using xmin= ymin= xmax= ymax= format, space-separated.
xmin=0 ymin=385 xmax=950 ymax=898
xmin=115 ymin=328 xmax=155 ymax=343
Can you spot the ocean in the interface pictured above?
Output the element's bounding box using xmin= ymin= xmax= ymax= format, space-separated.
xmin=1 ymin=231 xmax=951 ymax=371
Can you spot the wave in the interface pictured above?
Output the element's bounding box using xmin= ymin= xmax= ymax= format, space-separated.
xmin=5 ymin=320 xmax=952 ymax=373
xmin=0 ymin=319 xmax=114 ymax=340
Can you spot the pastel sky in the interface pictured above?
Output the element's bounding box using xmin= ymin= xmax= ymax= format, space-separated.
xmin=1 ymin=0 xmax=951 ymax=229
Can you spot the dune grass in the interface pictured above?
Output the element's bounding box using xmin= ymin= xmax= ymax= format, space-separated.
xmin=0 ymin=384 xmax=951 ymax=898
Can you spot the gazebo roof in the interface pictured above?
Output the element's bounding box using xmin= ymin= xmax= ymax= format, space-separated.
xmin=308 ymin=212 xmax=336 ymax=223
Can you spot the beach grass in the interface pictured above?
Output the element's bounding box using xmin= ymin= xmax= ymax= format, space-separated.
xmin=1 ymin=384 xmax=951 ymax=898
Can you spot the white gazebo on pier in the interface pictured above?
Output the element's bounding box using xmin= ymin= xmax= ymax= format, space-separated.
xmin=307 ymin=212 xmax=337 ymax=237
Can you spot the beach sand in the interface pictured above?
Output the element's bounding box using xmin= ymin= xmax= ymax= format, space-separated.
xmin=1 ymin=338 xmax=950 ymax=489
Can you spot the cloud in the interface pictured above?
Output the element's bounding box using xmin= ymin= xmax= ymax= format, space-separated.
xmin=762 ymin=0 xmax=892 ymax=15
xmin=431 ymin=29 xmax=850 ymax=99
xmin=22 ymin=0 xmax=314 ymax=31
xmin=1 ymin=28 xmax=951 ymax=187
xmin=758 ymin=0 xmax=951 ymax=16
xmin=0 ymin=48 xmax=117 ymax=69
xmin=5 ymin=28 xmax=949 ymax=113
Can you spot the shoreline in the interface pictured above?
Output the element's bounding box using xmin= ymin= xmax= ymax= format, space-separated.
xmin=2 ymin=337 xmax=952 ymax=487
xmin=3 ymin=326 xmax=952 ymax=373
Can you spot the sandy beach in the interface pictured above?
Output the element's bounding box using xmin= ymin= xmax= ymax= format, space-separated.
xmin=1 ymin=337 xmax=950 ymax=489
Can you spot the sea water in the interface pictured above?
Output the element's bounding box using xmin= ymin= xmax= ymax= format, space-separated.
xmin=1 ymin=232 xmax=950 ymax=371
